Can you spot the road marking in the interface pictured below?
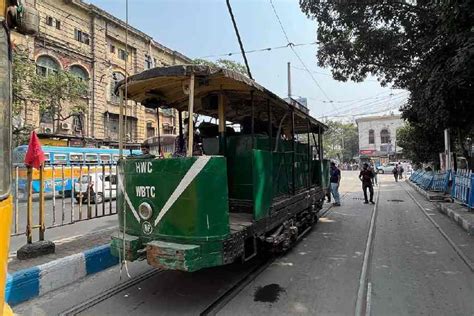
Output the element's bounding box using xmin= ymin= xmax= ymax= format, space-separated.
xmin=154 ymin=156 xmax=211 ymax=227
xmin=117 ymin=169 xmax=140 ymax=223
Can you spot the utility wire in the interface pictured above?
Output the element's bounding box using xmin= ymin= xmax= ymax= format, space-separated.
xmin=226 ymin=0 xmax=253 ymax=79
xmin=197 ymin=41 xmax=317 ymax=59
xmin=268 ymin=0 xmax=333 ymax=104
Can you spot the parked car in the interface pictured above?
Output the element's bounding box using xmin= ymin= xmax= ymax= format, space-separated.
xmin=74 ymin=172 xmax=117 ymax=203
xmin=376 ymin=162 xmax=397 ymax=174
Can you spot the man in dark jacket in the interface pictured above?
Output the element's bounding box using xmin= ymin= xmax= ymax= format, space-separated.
xmin=359 ymin=163 xmax=375 ymax=204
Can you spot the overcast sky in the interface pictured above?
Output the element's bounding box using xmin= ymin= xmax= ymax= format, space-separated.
xmin=89 ymin=0 xmax=408 ymax=121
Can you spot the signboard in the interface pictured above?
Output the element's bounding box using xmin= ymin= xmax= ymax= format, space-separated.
xmin=69 ymin=139 xmax=85 ymax=147
xmin=360 ymin=149 xmax=375 ymax=155
xmin=39 ymin=138 xmax=68 ymax=147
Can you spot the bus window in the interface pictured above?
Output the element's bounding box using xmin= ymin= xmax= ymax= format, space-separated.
xmin=85 ymin=153 xmax=98 ymax=164
xmin=44 ymin=153 xmax=51 ymax=164
xmin=70 ymin=153 xmax=83 ymax=164
xmin=53 ymin=154 xmax=67 ymax=165
xmin=112 ymin=154 xmax=120 ymax=162
xmin=99 ymin=154 xmax=111 ymax=164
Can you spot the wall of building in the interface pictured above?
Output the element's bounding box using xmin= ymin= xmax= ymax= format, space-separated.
xmin=357 ymin=115 xmax=404 ymax=155
xmin=11 ymin=0 xmax=190 ymax=146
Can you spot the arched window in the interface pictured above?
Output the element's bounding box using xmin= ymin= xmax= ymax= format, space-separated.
xmin=36 ymin=55 xmax=60 ymax=76
xmin=110 ymin=72 xmax=125 ymax=103
xmin=380 ymin=129 xmax=391 ymax=144
xmin=368 ymin=129 xmax=375 ymax=144
xmin=70 ymin=65 xmax=89 ymax=81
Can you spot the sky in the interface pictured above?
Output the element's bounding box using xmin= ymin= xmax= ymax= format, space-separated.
xmin=89 ymin=0 xmax=408 ymax=121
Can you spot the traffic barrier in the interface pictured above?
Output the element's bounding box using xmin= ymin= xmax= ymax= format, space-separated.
xmin=5 ymin=244 xmax=118 ymax=306
xmin=10 ymin=164 xmax=118 ymax=241
xmin=431 ymin=170 xmax=451 ymax=193
xmin=419 ymin=171 xmax=434 ymax=190
xmin=451 ymin=169 xmax=473 ymax=209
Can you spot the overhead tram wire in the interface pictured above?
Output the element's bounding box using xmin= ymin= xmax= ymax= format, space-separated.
xmin=197 ymin=41 xmax=317 ymax=59
xmin=321 ymin=92 xmax=408 ymax=117
xmin=268 ymin=0 xmax=334 ymax=109
xmin=291 ymin=65 xmax=380 ymax=83
xmin=226 ymin=0 xmax=253 ymax=79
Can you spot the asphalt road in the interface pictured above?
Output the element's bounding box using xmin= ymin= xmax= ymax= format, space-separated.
xmin=13 ymin=171 xmax=474 ymax=315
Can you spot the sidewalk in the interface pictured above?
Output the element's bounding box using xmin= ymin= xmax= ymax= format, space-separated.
xmin=6 ymin=227 xmax=118 ymax=306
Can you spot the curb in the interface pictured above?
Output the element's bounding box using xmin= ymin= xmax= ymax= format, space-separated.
xmin=407 ymin=180 xmax=474 ymax=235
xmin=5 ymin=244 xmax=118 ymax=306
xmin=437 ymin=203 xmax=474 ymax=235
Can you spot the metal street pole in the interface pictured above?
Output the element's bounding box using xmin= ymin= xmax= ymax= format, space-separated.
xmin=444 ymin=129 xmax=452 ymax=171
xmin=287 ymin=62 xmax=291 ymax=99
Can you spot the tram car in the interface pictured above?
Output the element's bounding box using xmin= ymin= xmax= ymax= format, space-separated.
xmin=111 ymin=65 xmax=330 ymax=272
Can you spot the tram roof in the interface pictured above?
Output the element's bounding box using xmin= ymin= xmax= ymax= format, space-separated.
xmin=116 ymin=65 xmax=327 ymax=134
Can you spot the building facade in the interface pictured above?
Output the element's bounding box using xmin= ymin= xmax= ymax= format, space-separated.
xmin=356 ymin=114 xmax=404 ymax=163
xmin=11 ymin=0 xmax=190 ymax=147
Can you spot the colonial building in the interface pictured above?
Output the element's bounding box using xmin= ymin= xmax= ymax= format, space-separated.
xmin=11 ymin=0 xmax=191 ymax=147
xmin=356 ymin=114 xmax=404 ymax=163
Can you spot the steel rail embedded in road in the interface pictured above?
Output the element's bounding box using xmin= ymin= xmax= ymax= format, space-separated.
xmin=355 ymin=183 xmax=381 ymax=316
xmin=58 ymin=268 xmax=162 ymax=316
xmin=402 ymin=182 xmax=474 ymax=272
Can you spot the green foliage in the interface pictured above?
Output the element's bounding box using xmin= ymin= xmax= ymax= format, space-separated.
xmin=193 ymin=58 xmax=248 ymax=76
xmin=397 ymin=123 xmax=444 ymax=164
xmin=300 ymin=1 xmax=474 ymax=161
xmin=12 ymin=46 xmax=89 ymax=135
xmin=323 ymin=120 xmax=358 ymax=162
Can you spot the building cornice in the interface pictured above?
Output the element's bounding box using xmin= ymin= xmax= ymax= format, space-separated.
xmin=67 ymin=0 xmax=191 ymax=63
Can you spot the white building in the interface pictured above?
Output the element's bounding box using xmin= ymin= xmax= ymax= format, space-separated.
xmin=356 ymin=114 xmax=404 ymax=162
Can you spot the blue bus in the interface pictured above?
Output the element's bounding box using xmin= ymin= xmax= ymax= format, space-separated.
xmin=13 ymin=146 xmax=141 ymax=195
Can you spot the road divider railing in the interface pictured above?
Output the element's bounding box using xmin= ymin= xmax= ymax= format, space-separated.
xmin=410 ymin=168 xmax=473 ymax=209
xmin=451 ymin=169 xmax=474 ymax=209
xmin=11 ymin=163 xmax=118 ymax=243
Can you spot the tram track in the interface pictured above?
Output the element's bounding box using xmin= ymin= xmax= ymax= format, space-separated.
xmin=59 ymin=268 xmax=163 ymax=316
xmin=59 ymin=195 xmax=349 ymax=316
xmin=402 ymin=182 xmax=474 ymax=272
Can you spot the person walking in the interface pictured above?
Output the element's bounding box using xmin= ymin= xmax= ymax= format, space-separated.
xmin=392 ymin=165 xmax=399 ymax=182
xmin=398 ymin=164 xmax=404 ymax=180
xmin=359 ymin=163 xmax=375 ymax=204
xmin=330 ymin=162 xmax=341 ymax=206
xmin=369 ymin=163 xmax=378 ymax=186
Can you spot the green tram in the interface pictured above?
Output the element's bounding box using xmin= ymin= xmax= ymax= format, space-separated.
xmin=111 ymin=65 xmax=330 ymax=272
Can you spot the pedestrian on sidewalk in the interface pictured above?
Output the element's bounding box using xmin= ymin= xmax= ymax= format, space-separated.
xmin=330 ymin=162 xmax=341 ymax=206
xmin=392 ymin=165 xmax=399 ymax=182
xmin=359 ymin=163 xmax=375 ymax=204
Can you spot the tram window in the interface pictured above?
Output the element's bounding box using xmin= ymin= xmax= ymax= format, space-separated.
xmin=112 ymin=155 xmax=119 ymax=162
xmin=99 ymin=154 xmax=111 ymax=163
xmin=70 ymin=153 xmax=83 ymax=164
xmin=53 ymin=154 xmax=67 ymax=165
xmin=0 ymin=27 xmax=11 ymax=197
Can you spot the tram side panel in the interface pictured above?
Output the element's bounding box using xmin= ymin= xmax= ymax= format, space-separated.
xmin=111 ymin=157 xmax=231 ymax=271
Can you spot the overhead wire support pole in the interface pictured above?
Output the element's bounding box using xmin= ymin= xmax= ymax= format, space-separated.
xmin=226 ymin=0 xmax=253 ymax=80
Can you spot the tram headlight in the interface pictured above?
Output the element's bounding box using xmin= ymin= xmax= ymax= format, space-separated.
xmin=138 ymin=202 xmax=153 ymax=220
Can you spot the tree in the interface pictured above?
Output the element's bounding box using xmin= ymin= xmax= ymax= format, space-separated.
xmin=299 ymin=1 xmax=474 ymax=160
xmin=397 ymin=123 xmax=444 ymax=165
xmin=193 ymin=58 xmax=248 ymax=76
xmin=11 ymin=47 xmax=36 ymax=145
xmin=32 ymin=70 xmax=89 ymax=133
xmin=324 ymin=120 xmax=358 ymax=162
xmin=12 ymin=46 xmax=89 ymax=139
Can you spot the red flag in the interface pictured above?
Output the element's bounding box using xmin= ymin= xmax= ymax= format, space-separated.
xmin=24 ymin=131 xmax=45 ymax=169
